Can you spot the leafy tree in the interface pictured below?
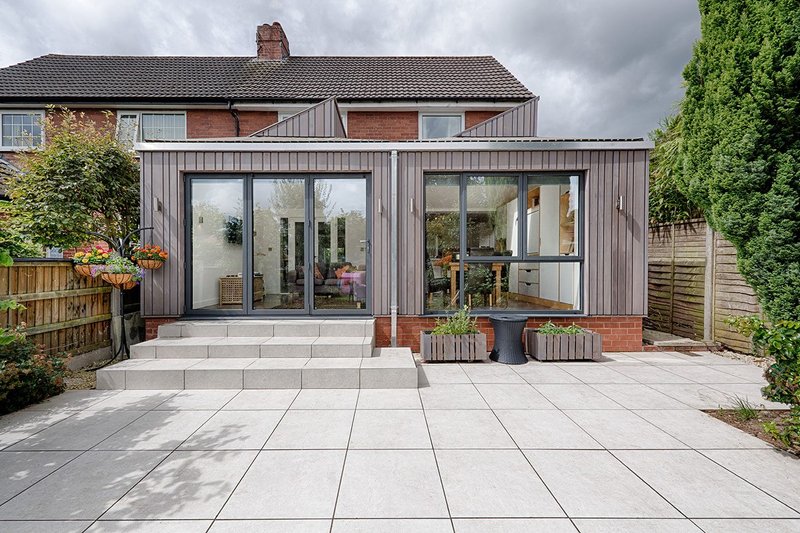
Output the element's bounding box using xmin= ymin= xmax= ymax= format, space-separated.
xmin=680 ymin=0 xmax=800 ymax=321
xmin=6 ymin=108 xmax=139 ymax=250
xmin=648 ymin=113 xmax=701 ymax=224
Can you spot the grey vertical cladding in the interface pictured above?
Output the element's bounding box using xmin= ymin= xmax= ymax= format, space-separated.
xmin=400 ymin=149 xmax=649 ymax=316
xmin=456 ymin=98 xmax=538 ymax=137
xmin=250 ymin=97 xmax=347 ymax=138
xmin=141 ymin=150 xmax=391 ymax=316
xmin=140 ymin=147 xmax=648 ymax=317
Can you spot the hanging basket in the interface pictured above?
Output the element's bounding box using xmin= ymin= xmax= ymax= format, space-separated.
xmin=74 ymin=264 xmax=95 ymax=278
xmin=101 ymin=272 xmax=134 ymax=287
xmin=137 ymin=259 xmax=165 ymax=270
xmin=120 ymin=280 xmax=138 ymax=290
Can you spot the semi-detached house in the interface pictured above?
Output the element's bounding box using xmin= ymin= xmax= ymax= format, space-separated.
xmin=0 ymin=21 xmax=651 ymax=358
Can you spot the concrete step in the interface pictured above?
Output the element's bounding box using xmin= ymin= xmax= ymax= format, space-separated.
xmin=159 ymin=319 xmax=375 ymax=339
xmin=131 ymin=336 xmax=374 ymax=359
xmin=96 ymin=348 xmax=417 ymax=390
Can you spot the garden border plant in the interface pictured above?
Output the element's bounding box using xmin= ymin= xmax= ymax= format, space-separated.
xmin=728 ymin=316 xmax=800 ymax=450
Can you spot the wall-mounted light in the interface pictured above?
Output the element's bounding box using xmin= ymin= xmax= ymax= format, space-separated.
xmin=409 ymin=196 xmax=416 ymax=214
xmin=616 ymin=195 xmax=625 ymax=211
xmin=377 ymin=197 xmax=384 ymax=214
xmin=155 ymin=197 xmax=163 ymax=212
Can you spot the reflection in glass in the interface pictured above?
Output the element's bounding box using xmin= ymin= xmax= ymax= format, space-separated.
xmin=252 ymin=178 xmax=305 ymax=310
xmin=313 ymin=178 xmax=368 ymax=310
xmin=191 ymin=179 xmax=244 ymax=310
xmin=465 ymin=261 xmax=581 ymax=312
xmin=465 ymin=175 xmax=518 ymax=257
xmin=527 ymin=175 xmax=579 ymax=256
xmin=424 ymin=175 xmax=460 ymax=312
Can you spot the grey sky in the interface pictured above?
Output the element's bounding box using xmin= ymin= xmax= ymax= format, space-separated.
xmin=0 ymin=0 xmax=700 ymax=138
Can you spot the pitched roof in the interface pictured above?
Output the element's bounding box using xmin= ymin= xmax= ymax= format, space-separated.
xmin=0 ymin=54 xmax=533 ymax=102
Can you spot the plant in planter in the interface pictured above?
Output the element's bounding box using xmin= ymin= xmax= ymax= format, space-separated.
xmin=98 ymin=254 xmax=141 ymax=288
xmin=132 ymin=243 xmax=168 ymax=269
xmin=420 ymin=306 xmax=488 ymax=362
xmin=72 ymin=247 xmax=110 ymax=277
xmin=525 ymin=321 xmax=602 ymax=361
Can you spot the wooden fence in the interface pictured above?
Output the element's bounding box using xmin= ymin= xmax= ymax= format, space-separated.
xmin=1 ymin=260 xmax=112 ymax=354
xmin=648 ymin=219 xmax=762 ymax=353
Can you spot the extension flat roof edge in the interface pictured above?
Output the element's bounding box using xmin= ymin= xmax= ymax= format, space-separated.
xmin=135 ymin=137 xmax=654 ymax=152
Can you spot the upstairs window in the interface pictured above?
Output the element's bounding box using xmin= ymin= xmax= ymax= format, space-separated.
xmin=420 ymin=114 xmax=463 ymax=139
xmin=116 ymin=111 xmax=186 ymax=148
xmin=1 ymin=111 xmax=44 ymax=149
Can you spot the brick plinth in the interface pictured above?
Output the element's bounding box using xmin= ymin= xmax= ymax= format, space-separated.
xmin=144 ymin=317 xmax=178 ymax=340
xmin=375 ymin=316 xmax=643 ymax=352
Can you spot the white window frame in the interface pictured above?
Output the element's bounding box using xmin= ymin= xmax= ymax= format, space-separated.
xmin=115 ymin=111 xmax=187 ymax=145
xmin=419 ymin=112 xmax=465 ymax=139
xmin=0 ymin=110 xmax=45 ymax=150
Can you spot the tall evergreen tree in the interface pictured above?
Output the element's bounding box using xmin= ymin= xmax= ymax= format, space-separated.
xmin=681 ymin=0 xmax=800 ymax=321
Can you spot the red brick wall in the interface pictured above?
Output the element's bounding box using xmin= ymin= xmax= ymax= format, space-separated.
xmin=347 ymin=111 xmax=418 ymax=140
xmin=465 ymin=110 xmax=501 ymax=129
xmin=144 ymin=317 xmax=178 ymax=340
xmin=187 ymin=110 xmax=278 ymax=138
xmin=375 ymin=316 xmax=643 ymax=352
xmin=239 ymin=111 xmax=279 ymax=136
xmin=47 ymin=108 xmax=117 ymax=134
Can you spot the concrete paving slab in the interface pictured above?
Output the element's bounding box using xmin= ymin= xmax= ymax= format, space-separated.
xmin=425 ymin=409 xmax=516 ymax=449
xmin=335 ymin=450 xmax=448 ymax=518
xmin=219 ymin=450 xmax=345 ymax=519
xmin=525 ymin=450 xmax=680 ymax=518
xmin=104 ymin=450 xmax=256 ymax=519
xmin=349 ymin=410 xmax=431 ymax=449
xmin=614 ymin=450 xmax=799 ymax=518
xmin=0 ymin=451 xmax=166 ymax=520
xmin=264 ymin=409 xmax=353 ymax=449
xmin=495 ymin=409 xmax=602 ymax=449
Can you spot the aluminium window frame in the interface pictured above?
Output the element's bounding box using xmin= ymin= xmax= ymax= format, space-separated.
xmin=418 ymin=112 xmax=465 ymax=139
xmin=0 ymin=110 xmax=45 ymax=150
xmin=422 ymin=171 xmax=585 ymax=316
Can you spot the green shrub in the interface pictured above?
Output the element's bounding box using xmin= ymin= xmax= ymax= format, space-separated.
xmin=537 ymin=321 xmax=585 ymax=335
xmin=432 ymin=306 xmax=479 ymax=335
xmin=0 ymin=328 xmax=68 ymax=414
xmin=728 ymin=316 xmax=800 ymax=447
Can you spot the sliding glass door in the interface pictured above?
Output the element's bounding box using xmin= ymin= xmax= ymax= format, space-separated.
xmin=187 ymin=174 xmax=370 ymax=315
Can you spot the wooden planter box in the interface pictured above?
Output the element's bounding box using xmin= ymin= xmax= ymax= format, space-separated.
xmin=420 ymin=331 xmax=488 ymax=362
xmin=524 ymin=328 xmax=602 ymax=361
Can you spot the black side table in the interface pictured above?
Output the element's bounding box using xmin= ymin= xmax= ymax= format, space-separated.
xmin=489 ymin=315 xmax=528 ymax=365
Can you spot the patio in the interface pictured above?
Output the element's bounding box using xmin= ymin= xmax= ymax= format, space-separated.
xmin=1 ymin=351 xmax=799 ymax=532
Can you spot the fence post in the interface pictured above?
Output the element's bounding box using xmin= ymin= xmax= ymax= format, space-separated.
xmin=704 ymin=223 xmax=714 ymax=341
xmin=669 ymin=223 xmax=676 ymax=334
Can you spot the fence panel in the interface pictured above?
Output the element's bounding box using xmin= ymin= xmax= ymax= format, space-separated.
xmin=647 ymin=220 xmax=762 ymax=353
xmin=0 ymin=260 xmax=112 ymax=354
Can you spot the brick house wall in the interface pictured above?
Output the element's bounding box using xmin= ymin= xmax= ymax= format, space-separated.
xmin=347 ymin=111 xmax=419 ymax=140
xmin=465 ymin=110 xmax=501 ymax=129
xmin=187 ymin=110 xmax=278 ymax=138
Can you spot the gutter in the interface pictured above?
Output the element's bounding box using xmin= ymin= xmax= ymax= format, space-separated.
xmin=390 ymin=150 xmax=399 ymax=347
xmin=136 ymin=139 xmax=654 ymax=152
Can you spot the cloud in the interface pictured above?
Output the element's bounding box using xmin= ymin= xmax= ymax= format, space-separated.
xmin=0 ymin=0 xmax=700 ymax=137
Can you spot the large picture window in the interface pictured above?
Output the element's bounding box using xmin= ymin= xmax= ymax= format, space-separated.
xmin=1 ymin=111 xmax=43 ymax=148
xmin=424 ymin=172 xmax=582 ymax=314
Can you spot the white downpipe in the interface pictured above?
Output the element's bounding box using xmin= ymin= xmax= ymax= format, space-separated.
xmin=390 ymin=150 xmax=399 ymax=347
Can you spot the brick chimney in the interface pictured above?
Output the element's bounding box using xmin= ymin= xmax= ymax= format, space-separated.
xmin=256 ymin=22 xmax=290 ymax=60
